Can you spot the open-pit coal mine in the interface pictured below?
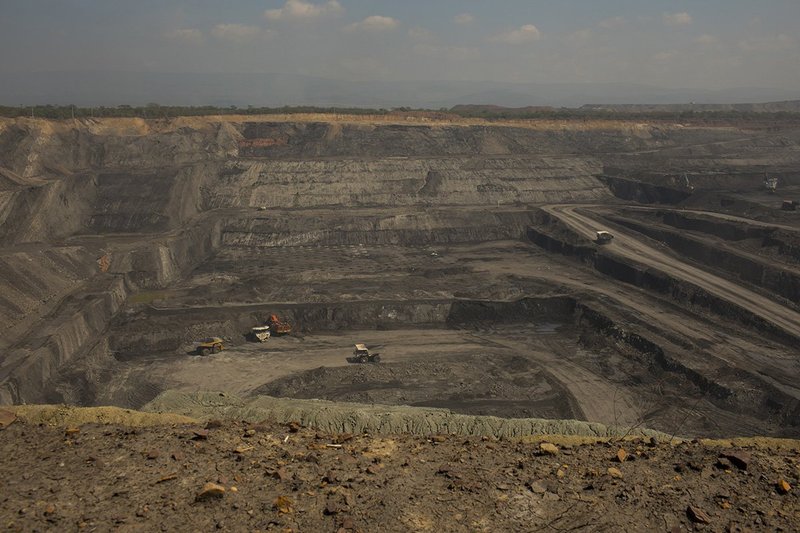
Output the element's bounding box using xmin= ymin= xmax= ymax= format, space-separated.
xmin=2 ymin=114 xmax=800 ymax=439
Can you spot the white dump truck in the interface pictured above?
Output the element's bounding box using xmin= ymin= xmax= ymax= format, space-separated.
xmin=250 ymin=326 xmax=271 ymax=342
xmin=595 ymin=230 xmax=614 ymax=244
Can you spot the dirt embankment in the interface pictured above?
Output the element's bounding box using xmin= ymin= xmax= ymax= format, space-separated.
xmin=1 ymin=406 xmax=799 ymax=532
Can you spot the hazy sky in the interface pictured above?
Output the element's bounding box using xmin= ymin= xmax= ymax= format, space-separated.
xmin=1 ymin=0 xmax=799 ymax=90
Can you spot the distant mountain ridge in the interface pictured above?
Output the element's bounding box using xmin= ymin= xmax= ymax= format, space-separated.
xmin=580 ymin=101 xmax=800 ymax=113
xmin=1 ymin=71 xmax=798 ymax=108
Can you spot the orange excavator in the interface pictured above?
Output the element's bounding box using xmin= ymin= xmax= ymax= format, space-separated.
xmin=268 ymin=314 xmax=293 ymax=335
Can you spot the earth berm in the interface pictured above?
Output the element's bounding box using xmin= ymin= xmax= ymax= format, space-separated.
xmin=1 ymin=405 xmax=798 ymax=531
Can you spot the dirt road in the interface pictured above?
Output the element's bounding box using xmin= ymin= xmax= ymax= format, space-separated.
xmin=543 ymin=205 xmax=800 ymax=341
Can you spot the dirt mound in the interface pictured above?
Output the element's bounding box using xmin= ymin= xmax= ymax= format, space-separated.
xmin=8 ymin=404 xmax=195 ymax=427
xmin=143 ymin=391 xmax=667 ymax=440
xmin=1 ymin=409 xmax=798 ymax=532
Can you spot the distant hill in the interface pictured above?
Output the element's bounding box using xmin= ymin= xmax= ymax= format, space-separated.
xmin=1 ymin=71 xmax=799 ymax=108
xmin=581 ymin=100 xmax=800 ymax=113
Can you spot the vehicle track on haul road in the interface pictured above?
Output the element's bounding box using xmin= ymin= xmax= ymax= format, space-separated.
xmin=542 ymin=205 xmax=800 ymax=342
xmin=470 ymin=333 xmax=643 ymax=428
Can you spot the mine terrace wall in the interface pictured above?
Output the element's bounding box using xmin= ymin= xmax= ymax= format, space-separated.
xmin=576 ymin=302 xmax=800 ymax=429
xmin=0 ymin=218 xmax=224 ymax=405
xmin=608 ymin=215 xmax=800 ymax=305
xmin=211 ymin=158 xmax=609 ymax=211
xmin=596 ymin=175 xmax=692 ymax=205
xmin=526 ymin=214 xmax=799 ymax=346
xmin=237 ymin=122 xmax=656 ymax=159
xmin=0 ymin=277 xmax=129 ymax=404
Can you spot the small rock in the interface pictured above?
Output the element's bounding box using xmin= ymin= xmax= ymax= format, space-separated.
xmin=171 ymin=452 xmax=185 ymax=462
xmin=333 ymin=433 xmax=354 ymax=444
xmin=196 ymin=482 xmax=226 ymax=501
xmin=0 ymin=409 xmax=16 ymax=430
xmin=539 ymin=443 xmax=559 ymax=455
xmin=191 ymin=429 xmax=209 ymax=440
xmin=287 ymin=421 xmax=301 ymax=433
xmin=607 ymin=467 xmax=623 ymax=479
xmin=244 ymin=429 xmax=256 ymax=437
xmin=527 ymin=480 xmax=547 ymax=494
xmin=688 ymin=461 xmax=704 ymax=472
xmin=556 ymin=469 xmax=566 ymax=479
xmin=687 ymin=505 xmax=711 ymax=524
xmin=324 ymin=494 xmax=348 ymax=515
xmin=716 ymin=457 xmax=733 ymax=470
xmin=65 ymin=427 xmax=80 ymax=436
xmin=273 ymin=495 xmax=294 ymax=514
xmin=273 ymin=467 xmax=290 ymax=481
xmin=205 ymin=419 xmax=224 ymax=429
xmin=542 ymin=492 xmax=560 ymax=502
xmin=720 ymin=450 xmax=750 ymax=470
xmin=155 ymin=473 xmax=177 ymax=484
xmin=146 ymin=450 xmax=160 ymax=460
xmin=431 ymin=435 xmax=447 ymax=443
xmin=615 ymin=448 xmax=628 ymax=463
xmin=777 ymin=479 xmax=791 ymax=494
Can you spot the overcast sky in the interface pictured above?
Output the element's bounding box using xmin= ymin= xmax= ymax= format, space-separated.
xmin=1 ymin=0 xmax=799 ymax=93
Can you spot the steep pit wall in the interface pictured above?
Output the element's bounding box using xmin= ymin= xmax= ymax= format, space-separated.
xmin=596 ymin=175 xmax=692 ymax=205
xmin=576 ymin=303 xmax=800 ymax=432
xmin=108 ymin=217 xmax=223 ymax=289
xmin=0 ymin=174 xmax=96 ymax=245
xmin=237 ymin=122 xmax=660 ymax=159
xmin=209 ymin=157 xmax=609 ymax=210
xmin=0 ymin=246 xmax=101 ymax=349
xmin=0 ymin=118 xmax=236 ymax=243
xmin=0 ymin=163 xmax=218 ymax=244
xmin=0 ymin=276 xmax=129 ymax=404
xmin=0 ymin=218 xmax=224 ymax=405
xmin=656 ymin=210 xmax=800 ymax=264
xmin=223 ymin=210 xmax=544 ymax=248
xmin=446 ymin=297 xmax=577 ymax=327
xmin=0 ymin=119 xmax=239 ymax=178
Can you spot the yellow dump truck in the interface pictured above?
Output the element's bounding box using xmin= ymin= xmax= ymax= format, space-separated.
xmin=195 ymin=337 xmax=224 ymax=356
xmin=353 ymin=343 xmax=381 ymax=363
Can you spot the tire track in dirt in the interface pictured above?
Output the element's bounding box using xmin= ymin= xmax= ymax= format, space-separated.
xmin=469 ymin=333 xmax=642 ymax=428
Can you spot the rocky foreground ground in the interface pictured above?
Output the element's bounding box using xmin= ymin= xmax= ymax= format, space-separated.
xmin=1 ymin=408 xmax=799 ymax=531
